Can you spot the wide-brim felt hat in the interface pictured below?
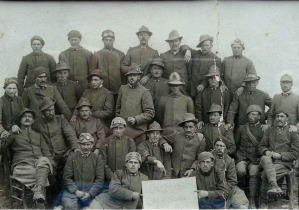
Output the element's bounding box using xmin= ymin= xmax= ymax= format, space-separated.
xmin=149 ymin=58 xmax=165 ymax=70
xmin=76 ymin=98 xmax=93 ymax=110
xmin=165 ymin=30 xmax=183 ymax=42
xmin=167 ymin=72 xmax=185 ymax=85
xmin=207 ymin=103 xmax=222 ymax=114
xmin=39 ymin=97 xmax=56 ymax=111
xmin=125 ymin=63 xmax=143 ymax=75
xmin=78 ymin=133 xmax=95 ymax=144
xmin=87 ymin=69 xmax=105 ymax=80
xmin=205 ymin=65 xmax=220 ymax=77
xmin=145 ymin=121 xmax=163 ymax=132
xmin=196 ymin=35 xmax=213 ymax=48
xmin=178 ymin=113 xmax=198 ymax=127
xmin=53 ymin=62 xmax=71 ymax=73
xmin=136 ymin=25 xmax=152 ymax=36
xmin=18 ymin=108 xmax=36 ymax=121
xmin=243 ymin=74 xmax=260 ymax=82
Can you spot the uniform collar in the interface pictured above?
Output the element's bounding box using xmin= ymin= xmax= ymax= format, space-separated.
xmin=81 ymin=151 xmax=91 ymax=158
xmin=128 ymin=83 xmax=140 ymax=89
xmin=139 ymin=45 xmax=148 ymax=49
xmin=171 ymin=49 xmax=180 ymax=55
xmin=70 ymin=46 xmax=81 ymax=51
xmin=32 ymin=51 xmax=43 ymax=56
xmin=92 ymin=85 xmax=103 ymax=90
xmin=185 ymin=134 xmax=195 ymax=139
xmin=35 ymin=84 xmax=47 ymax=89
xmin=277 ymin=123 xmax=288 ymax=130
xmin=149 ymin=140 xmax=159 ymax=147
xmin=4 ymin=94 xmax=16 ymax=101
xmin=233 ymin=55 xmax=243 ymax=59
xmin=170 ymin=92 xmax=182 ymax=98
xmin=249 ymin=121 xmax=260 ymax=127
xmin=57 ymin=81 xmax=68 ymax=86
xmin=247 ymin=91 xmax=255 ymax=95
xmin=282 ymin=91 xmax=292 ymax=96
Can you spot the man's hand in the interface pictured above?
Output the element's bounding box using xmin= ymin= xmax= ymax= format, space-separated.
xmin=197 ymin=84 xmax=205 ymax=92
xmin=74 ymin=148 xmax=81 ymax=153
xmin=80 ymin=193 xmax=91 ymax=201
xmin=94 ymin=149 xmax=100 ymax=156
xmin=70 ymin=115 xmax=77 ymax=122
xmin=261 ymin=124 xmax=271 ymax=132
xmin=235 ymin=87 xmax=244 ymax=96
xmin=132 ymin=192 xmax=141 ymax=200
xmin=163 ymin=143 xmax=173 ymax=153
xmin=196 ymin=190 xmax=209 ymax=198
xmin=139 ymin=75 xmax=150 ymax=86
xmin=289 ymin=125 xmax=298 ymax=133
xmin=184 ymin=50 xmax=191 ymax=63
xmin=184 ymin=169 xmax=195 ymax=177
xmin=224 ymin=123 xmax=233 ymax=131
xmin=265 ymin=151 xmax=272 ymax=157
xmin=128 ymin=117 xmax=136 ymax=125
xmin=196 ymin=121 xmax=204 ymax=130
xmin=272 ymin=152 xmax=282 ymax=160
xmin=11 ymin=125 xmax=22 ymax=134
xmin=75 ymin=190 xmax=85 ymax=198
xmin=154 ymin=160 xmax=166 ymax=175
xmin=0 ymin=130 xmax=10 ymax=138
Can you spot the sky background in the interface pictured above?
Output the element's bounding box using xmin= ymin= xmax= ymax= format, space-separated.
xmin=0 ymin=1 xmax=298 ymax=97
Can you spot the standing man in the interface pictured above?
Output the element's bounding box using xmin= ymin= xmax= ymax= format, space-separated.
xmin=89 ymin=30 xmax=125 ymax=99
xmin=17 ymin=35 xmax=56 ymax=95
xmin=59 ymin=30 xmax=93 ymax=89
xmin=116 ymin=63 xmax=155 ymax=145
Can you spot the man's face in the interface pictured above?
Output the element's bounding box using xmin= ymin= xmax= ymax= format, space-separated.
xmin=147 ymin=131 xmax=161 ymax=143
xmin=168 ymin=38 xmax=181 ymax=52
xmin=127 ymin=74 xmax=140 ymax=86
xmin=56 ymin=70 xmax=69 ymax=83
xmin=214 ymin=141 xmax=226 ymax=154
xmin=138 ymin=32 xmax=150 ymax=45
xmin=79 ymin=106 xmax=91 ymax=120
xmin=90 ymin=76 xmax=103 ymax=89
xmin=232 ymin=45 xmax=243 ymax=57
xmin=126 ymin=159 xmax=140 ymax=174
xmin=200 ymin=40 xmax=213 ymax=55
xmin=42 ymin=105 xmax=55 ymax=120
xmin=275 ymin=112 xmax=288 ymax=127
xmin=208 ymin=76 xmax=220 ymax=88
xmin=112 ymin=124 xmax=126 ymax=138
xmin=35 ymin=73 xmax=47 ymax=87
xmin=5 ymin=83 xmax=18 ymax=98
xmin=209 ymin=112 xmax=221 ymax=124
xmin=169 ymin=84 xmax=181 ymax=95
xmin=150 ymin=65 xmax=163 ymax=79
xmin=280 ymin=81 xmax=293 ymax=93
xmin=248 ymin=111 xmax=261 ymax=124
xmin=79 ymin=142 xmax=93 ymax=154
xmin=31 ymin=40 xmax=43 ymax=53
xmin=20 ymin=113 xmax=34 ymax=127
xmin=245 ymin=80 xmax=258 ymax=92
xmin=199 ymin=158 xmax=214 ymax=173
xmin=68 ymin=37 xmax=81 ymax=47
xmin=102 ymin=37 xmax=115 ymax=49
xmin=183 ymin=122 xmax=196 ymax=136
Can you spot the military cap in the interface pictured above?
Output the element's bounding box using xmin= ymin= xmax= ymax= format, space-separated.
xmin=78 ymin=133 xmax=95 ymax=144
xmin=167 ymin=72 xmax=185 ymax=85
xmin=243 ymin=74 xmax=260 ymax=82
xmin=205 ymin=65 xmax=220 ymax=77
xmin=198 ymin=152 xmax=214 ymax=163
xmin=207 ymin=103 xmax=222 ymax=114
xmin=231 ymin=38 xmax=245 ymax=49
xmin=178 ymin=113 xmax=198 ymax=127
xmin=68 ymin=30 xmax=82 ymax=40
xmin=33 ymin=66 xmax=48 ymax=79
xmin=280 ymin=74 xmax=293 ymax=82
xmin=87 ymin=69 xmax=105 ymax=80
xmin=110 ymin=117 xmax=127 ymax=129
xmin=39 ymin=97 xmax=56 ymax=111
xmin=165 ymin=30 xmax=183 ymax=42
xmin=246 ymin=104 xmax=262 ymax=115
xmin=31 ymin=35 xmax=45 ymax=46
xmin=196 ymin=35 xmax=213 ymax=48
xmin=76 ymin=98 xmax=92 ymax=110
xmin=125 ymin=63 xmax=143 ymax=76
xmin=149 ymin=57 xmax=165 ymax=70
xmin=53 ymin=61 xmax=71 ymax=73
xmin=3 ymin=77 xmax=18 ymax=89
xmin=145 ymin=121 xmax=163 ymax=132
xmin=18 ymin=108 xmax=36 ymax=121
xmin=213 ymin=138 xmax=230 ymax=151
xmin=125 ymin=152 xmax=142 ymax=163
xmin=136 ymin=25 xmax=152 ymax=36
xmin=276 ymin=108 xmax=289 ymax=117
xmin=102 ymin=29 xmax=115 ymax=39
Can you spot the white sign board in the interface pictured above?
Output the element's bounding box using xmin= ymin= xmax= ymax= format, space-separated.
xmin=142 ymin=177 xmax=199 ymax=209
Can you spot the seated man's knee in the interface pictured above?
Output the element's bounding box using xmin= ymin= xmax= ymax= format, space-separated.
xmin=62 ymin=196 xmax=79 ymax=209
xmin=236 ymin=162 xmax=247 ymax=178
xmin=249 ymin=164 xmax=260 ymax=176
xmin=260 ymin=156 xmax=272 ymax=166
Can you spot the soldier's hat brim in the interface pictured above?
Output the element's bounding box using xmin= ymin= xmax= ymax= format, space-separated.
xmin=18 ymin=108 xmax=36 ymax=121
xmin=178 ymin=118 xmax=198 ymax=127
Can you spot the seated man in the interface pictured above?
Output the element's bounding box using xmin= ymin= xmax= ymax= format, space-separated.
xmin=259 ymin=109 xmax=299 ymax=207
xmin=190 ymin=152 xmax=227 ymax=209
xmin=62 ymin=133 xmax=104 ymax=209
xmin=1 ymin=108 xmax=53 ymax=208
xmin=89 ymin=152 xmax=148 ymax=209
xmin=137 ymin=121 xmax=171 ymax=180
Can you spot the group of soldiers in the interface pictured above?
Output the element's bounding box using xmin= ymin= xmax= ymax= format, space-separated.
xmin=0 ymin=25 xmax=298 ymax=209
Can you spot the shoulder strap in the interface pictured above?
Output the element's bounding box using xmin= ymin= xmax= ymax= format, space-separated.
xmin=245 ymin=123 xmax=260 ymax=146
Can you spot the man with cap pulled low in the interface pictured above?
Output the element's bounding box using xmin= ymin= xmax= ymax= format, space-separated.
xmin=157 ymin=72 xmax=194 ymax=132
xmin=197 ymin=103 xmax=235 ymax=156
xmin=17 ymin=35 xmax=56 ymax=95
xmin=195 ymin=65 xmax=230 ymax=127
xmin=234 ymin=104 xmax=264 ymax=208
xmin=137 ymin=121 xmax=171 ymax=180
xmin=222 ymin=38 xmax=256 ymax=99
xmin=190 ymin=152 xmax=227 ymax=209
xmin=1 ymin=108 xmax=53 ymax=208
xmin=89 ymin=29 xmax=125 ymax=98
xmin=89 ymin=152 xmax=148 ymax=209
xmin=22 ymin=66 xmax=72 ymax=120
xmin=101 ymin=117 xmax=136 ymax=182
xmin=258 ymin=109 xmax=299 ymax=207
xmin=116 ymin=63 xmax=155 ymax=145
xmin=71 ymin=98 xmax=106 ymax=156
xmin=226 ymin=74 xmax=272 ymax=129
xmin=53 ymin=61 xmax=83 ymax=112
xmin=160 ymin=113 xmax=206 ymax=178
xmin=59 ymin=30 xmax=93 ymax=89
xmin=62 ymin=133 xmax=104 ymax=209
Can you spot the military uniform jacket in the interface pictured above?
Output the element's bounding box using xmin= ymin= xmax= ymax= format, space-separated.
xmin=100 ymin=134 xmax=136 ymax=180
xmin=53 ymin=80 xmax=83 ymax=112
xmin=227 ymin=89 xmax=272 ymax=126
xmin=63 ymin=152 xmax=104 ymax=197
xmin=116 ymin=83 xmax=155 ymax=139
xmin=59 ymin=46 xmax=93 ymax=89
xmin=161 ymin=132 xmax=206 ymax=178
xmin=137 ymin=140 xmax=171 ymax=180
xmin=17 ymin=51 xmax=56 ymax=95
xmin=22 ymin=84 xmax=72 ymax=120
xmin=89 ymin=48 xmax=125 ymax=95
xmin=198 ymin=123 xmax=236 ymax=156
xmin=33 ymin=115 xmax=79 ymax=157
xmin=195 ymin=86 xmax=230 ymax=123
xmin=122 ymin=45 xmax=159 ymax=77
xmin=0 ymin=94 xmax=24 ymax=134
xmin=259 ymin=124 xmax=299 ymax=168
xmin=235 ymin=123 xmax=264 ymax=164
